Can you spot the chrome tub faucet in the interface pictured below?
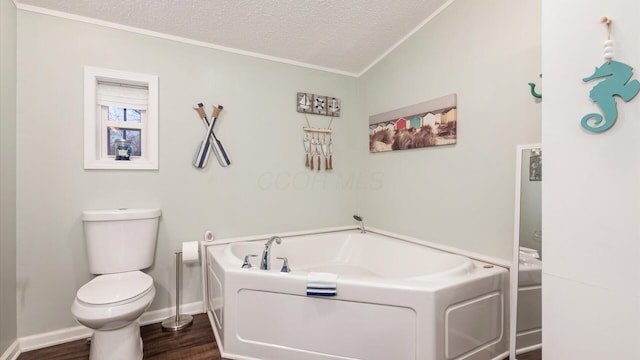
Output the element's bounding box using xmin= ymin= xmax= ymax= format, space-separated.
xmin=260 ymin=236 xmax=282 ymax=270
xmin=353 ymin=214 xmax=365 ymax=234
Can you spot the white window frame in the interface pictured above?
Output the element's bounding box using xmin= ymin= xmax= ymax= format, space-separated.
xmin=84 ymin=66 xmax=158 ymax=170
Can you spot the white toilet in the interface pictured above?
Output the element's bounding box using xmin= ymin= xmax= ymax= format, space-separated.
xmin=71 ymin=208 xmax=161 ymax=360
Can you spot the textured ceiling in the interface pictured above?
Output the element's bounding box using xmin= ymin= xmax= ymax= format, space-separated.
xmin=15 ymin=0 xmax=452 ymax=76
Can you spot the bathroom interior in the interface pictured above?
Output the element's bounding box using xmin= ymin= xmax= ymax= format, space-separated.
xmin=1 ymin=0 xmax=639 ymax=359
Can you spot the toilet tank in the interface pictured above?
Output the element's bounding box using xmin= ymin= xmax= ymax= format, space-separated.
xmin=82 ymin=208 xmax=161 ymax=275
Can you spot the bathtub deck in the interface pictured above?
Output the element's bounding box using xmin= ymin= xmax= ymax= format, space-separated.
xmin=17 ymin=313 xmax=541 ymax=360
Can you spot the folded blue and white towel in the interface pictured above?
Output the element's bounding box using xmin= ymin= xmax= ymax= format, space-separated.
xmin=306 ymin=272 xmax=338 ymax=297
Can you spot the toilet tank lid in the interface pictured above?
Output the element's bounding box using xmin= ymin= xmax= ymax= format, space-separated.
xmin=82 ymin=208 xmax=161 ymax=221
xmin=77 ymin=271 xmax=153 ymax=305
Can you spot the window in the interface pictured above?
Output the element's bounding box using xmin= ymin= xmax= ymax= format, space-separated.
xmin=105 ymin=107 xmax=142 ymax=157
xmin=84 ymin=66 xmax=158 ymax=169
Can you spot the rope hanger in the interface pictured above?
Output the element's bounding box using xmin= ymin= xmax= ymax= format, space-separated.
xmin=601 ymin=16 xmax=611 ymax=40
xmin=601 ymin=17 xmax=613 ymax=63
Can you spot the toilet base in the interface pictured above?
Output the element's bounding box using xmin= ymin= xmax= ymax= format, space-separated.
xmin=89 ymin=320 xmax=143 ymax=360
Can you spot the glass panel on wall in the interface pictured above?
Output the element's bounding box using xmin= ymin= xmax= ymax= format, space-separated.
xmin=107 ymin=107 xmax=142 ymax=123
xmin=107 ymin=128 xmax=142 ymax=156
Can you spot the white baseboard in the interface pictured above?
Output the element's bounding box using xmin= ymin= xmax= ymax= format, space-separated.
xmin=139 ymin=301 xmax=203 ymax=326
xmin=19 ymin=326 xmax=92 ymax=353
xmin=0 ymin=340 xmax=20 ymax=360
xmin=18 ymin=301 xmax=203 ymax=353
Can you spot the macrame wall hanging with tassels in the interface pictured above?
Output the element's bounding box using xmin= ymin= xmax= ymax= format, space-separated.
xmin=581 ymin=17 xmax=640 ymax=133
xmin=297 ymin=92 xmax=339 ymax=171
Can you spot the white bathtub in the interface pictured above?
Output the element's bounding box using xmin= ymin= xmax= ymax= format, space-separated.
xmin=204 ymin=230 xmax=509 ymax=360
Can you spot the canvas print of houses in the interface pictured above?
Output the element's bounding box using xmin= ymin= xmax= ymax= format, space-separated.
xmin=369 ymin=94 xmax=457 ymax=153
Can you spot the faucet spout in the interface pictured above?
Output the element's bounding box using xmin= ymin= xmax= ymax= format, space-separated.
xmin=260 ymin=236 xmax=282 ymax=270
xmin=353 ymin=214 xmax=365 ymax=234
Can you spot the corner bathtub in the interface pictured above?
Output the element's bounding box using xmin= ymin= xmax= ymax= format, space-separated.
xmin=204 ymin=230 xmax=508 ymax=360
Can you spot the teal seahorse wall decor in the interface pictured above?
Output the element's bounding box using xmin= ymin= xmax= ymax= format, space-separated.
xmin=581 ymin=60 xmax=640 ymax=132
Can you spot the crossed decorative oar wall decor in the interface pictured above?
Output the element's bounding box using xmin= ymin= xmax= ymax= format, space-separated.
xmin=192 ymin=103 xmax=231 ymax=168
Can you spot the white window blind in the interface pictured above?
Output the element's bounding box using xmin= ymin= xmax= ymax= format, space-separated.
xmin=97 ymin=82 xmax=149 ymax=110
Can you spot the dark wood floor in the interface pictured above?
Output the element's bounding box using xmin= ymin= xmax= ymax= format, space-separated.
xmin=19 ymin=313 xmax=541 ymax=360
xmin=18 ymin=313 xmax=229 ymax=360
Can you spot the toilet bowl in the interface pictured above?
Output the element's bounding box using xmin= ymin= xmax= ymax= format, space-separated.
xmin=72 ymin=271 xmax=155 ymax=330
xmin=71 ymin=208 xmax=161 ymax=360
xmin=71 ymin=271 xmax=155 ymax=359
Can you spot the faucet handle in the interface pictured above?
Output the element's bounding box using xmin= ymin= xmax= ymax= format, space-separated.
xmin=242 ymin=254 xmax=257 ymax=269
xmin=276 ymin=257 xmax=290 ymax=273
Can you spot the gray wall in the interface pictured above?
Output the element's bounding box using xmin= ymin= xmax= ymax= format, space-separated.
xmin=14 ymin=0 xmax=541 ymax=339
xmin=16 ymin=11 xmax=361 ymax=337
xmin=0 ymin=0 xmax=18 ymax=354
xmin=360 ymin=0 xmax=542 ymax=260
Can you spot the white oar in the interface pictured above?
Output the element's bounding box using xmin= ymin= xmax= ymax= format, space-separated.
xmin=206 ymin=106 xmax=231 ymax=167
xmin=193 ymin=105 xmax=223 ymax=168
xmin=194 ymin=103 xmax=230 ymax=167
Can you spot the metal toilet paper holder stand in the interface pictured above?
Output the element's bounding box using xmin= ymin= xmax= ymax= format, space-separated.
xmin=162 ymin=250 xmax=194 ymax=331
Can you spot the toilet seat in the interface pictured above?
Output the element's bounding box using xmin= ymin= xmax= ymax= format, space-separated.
xmin=77 ymin=271 xmax=153 ymax=306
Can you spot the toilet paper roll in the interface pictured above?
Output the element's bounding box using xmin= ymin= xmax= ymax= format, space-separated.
xmin=182 ymin=241 xmax=199 ymax=264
